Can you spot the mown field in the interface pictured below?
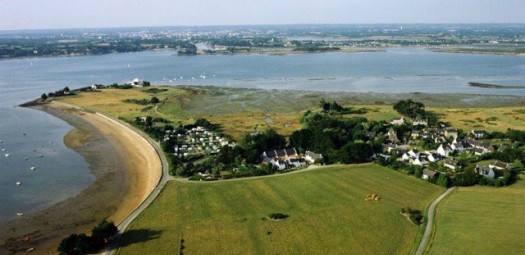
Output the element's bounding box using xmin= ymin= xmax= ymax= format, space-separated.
xmin=116 ymin=164 xmax=443 ymax=255
xmin=428 ymin=177 xmax=525 ymax=255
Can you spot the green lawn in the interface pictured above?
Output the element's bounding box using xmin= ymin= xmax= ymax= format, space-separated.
xmin=428 ymin=177 xmax=525 ymax=255
xmin=116 ymin=164 xmax=443 ymax=255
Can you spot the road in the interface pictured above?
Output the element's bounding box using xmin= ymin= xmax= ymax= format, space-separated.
xmin=97 ymin=113 xmax=170 ymax=255
xmin=415 ymin=187 xmax=455 ymax=255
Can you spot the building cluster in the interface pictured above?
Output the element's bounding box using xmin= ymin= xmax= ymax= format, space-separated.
xmin=382 ymin=118 xmax=513 ymax=180
xmin=259 ymin=148 xmax=323 ymax=171
xmin=164 ymin=126 xmax=235 ymax=158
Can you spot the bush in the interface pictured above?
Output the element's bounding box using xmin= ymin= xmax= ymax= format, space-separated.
xmin=267 ymin=213 xmax=289 ymax=220
xmin=57 ymin=220 xmax=117 ymax=255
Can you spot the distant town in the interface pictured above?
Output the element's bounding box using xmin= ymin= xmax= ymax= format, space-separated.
xmin=1 ymin=24 xmax=524 ymax=59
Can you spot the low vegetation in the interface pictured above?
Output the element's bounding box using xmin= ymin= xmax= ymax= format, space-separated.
xmin=400 ymin=207 xmax=424 ymax=225
xmin=428 ymin=178 xmax=525 ymax=255
xmin=116 ymin=164 xmax=443 ymax=255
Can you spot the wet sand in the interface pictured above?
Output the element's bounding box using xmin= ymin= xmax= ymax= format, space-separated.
xmin=0 ymin=102 xmax=161 ymax=254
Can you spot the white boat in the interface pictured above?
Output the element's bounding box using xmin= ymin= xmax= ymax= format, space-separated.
xmin=4 ymin=153 xmax=9 ymax=157
xmin=17 ymin=212 xmax=23 ymax=216
xmin=1 ymin=148 xmax=5 ymax=152
xmin=16 ymin=181 xmax=21 ymax=186
xmin=24 ymin=157 xmax=29 ymax=160
xmin=30 ymin=166 xmax=36 ymax=171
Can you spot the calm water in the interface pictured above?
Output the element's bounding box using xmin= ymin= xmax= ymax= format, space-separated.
xmin=0 ymin=48 xmax=524 ymax=223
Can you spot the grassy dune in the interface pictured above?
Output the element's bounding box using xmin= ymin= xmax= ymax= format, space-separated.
xmin=428 ymin=178 xmax=525 ymax=255
xmin=116 ymin=164 xmax=443 ymax=255
xmin=58 ymin=86 xmax=525 ymax=140
xmin=431 ymin=107 xmax=525 ymax=132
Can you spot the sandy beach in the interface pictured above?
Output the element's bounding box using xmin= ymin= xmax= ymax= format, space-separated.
xmin=0 ymin=101 xmax=161 ymax=254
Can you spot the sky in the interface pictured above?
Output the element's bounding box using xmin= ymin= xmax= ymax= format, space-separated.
xmin=1 ymin=0 xmax=524 ymax=30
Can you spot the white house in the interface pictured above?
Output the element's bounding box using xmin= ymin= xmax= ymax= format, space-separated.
xmin=489 ymin=161 xmax=511 ymax=170
xmin=427 ymin=153 xmax=440 ymax=162
xmin=410 ymin=156 xmax=429 ymax=166
xmin=288 ymin=158 xmax=307 ymax=168
xmin=413 ymin=118 xmax=428 ymax=126
xmin=475 ymin=165 xmax=495 ymax=179
xmin=271 ymin=159 xmax=287 ymax=171
xmin=443 ymin=159 xmax=459 ymax=170
xmin=471 ymin=130 xmax=487 ymax=139
xmin=422 ymin=169 xmax=437 ymax=180
xmin=390 ymin=117 xmax=405 ymax=126
xmin=437 ymin=144 xmax=452 ymax=157
xmin=408 ymin=149 xmax=420 ymax=158
xmin=444 ymin=129 xmax=458 ymax=139
xmin=305 ymin=151 xmax=323 ymax=164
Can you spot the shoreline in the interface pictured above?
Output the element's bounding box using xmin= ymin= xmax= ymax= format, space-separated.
xmin=0 ymin=101 xmax=161 ymax=254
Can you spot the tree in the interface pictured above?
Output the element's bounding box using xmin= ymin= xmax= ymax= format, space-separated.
xmin=455 ymin=169 xmax=480 ymax=186
xmin=57 ymin=234 xmax=90 ymax=255
xmin=437 ymin=174 xmax=449 ymax=187
xmin=41 ymin=93 xmax=48 ymax=100
xmin=338 ymin=142 xmax=374 ymax=164
xmin=91 ymin=220 xmax=118 ymax=246
xmin=150 ymin=96 xmax=160 ymax=104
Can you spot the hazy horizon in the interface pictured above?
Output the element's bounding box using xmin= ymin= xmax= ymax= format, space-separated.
xmin=2 ymin=22 xmax=525 ymax=32
xmin=1 ymin=0 xmax=524 ymax=31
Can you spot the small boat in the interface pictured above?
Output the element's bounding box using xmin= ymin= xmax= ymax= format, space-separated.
xmin=4 ymin=153 xmax=9 ymax=157
xmin=30 ymin=166 xmax=36 ymax=171
xmin=17 ymin=212 xmax=23 ymax=216
xmin=1 ymin=148 xmax=5 ymax=152
xmin=38 ymin=154 xmax=44 ymax=158
xmin=16 ymin=181 xmax=22 ymax=186
xmin=0 ymin=140 xmax=3 ymax=143
xmin=24 ymin=157 xmax=29 ymax=160
xmin=22 ymin=133 xmax=26 ymax=136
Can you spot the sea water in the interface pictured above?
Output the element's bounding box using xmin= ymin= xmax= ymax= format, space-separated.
xmin=0 ymin=47 xmax=524 ymax=223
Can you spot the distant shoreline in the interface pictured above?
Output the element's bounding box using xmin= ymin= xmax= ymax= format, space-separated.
xmin=469 ymin=82 xmax=525 ymax=89
xmin=2 ymin=45 xmax=524 ymax=62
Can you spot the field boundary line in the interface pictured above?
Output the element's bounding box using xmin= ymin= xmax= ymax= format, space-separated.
xmin=414 ymin=187 xmax=455 ymax=255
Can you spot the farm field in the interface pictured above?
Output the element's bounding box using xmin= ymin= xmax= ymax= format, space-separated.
xmin=428 ymin=177 xmax=525 ymax=255
xmin=116 ymin=164 xmax=443 ymax=255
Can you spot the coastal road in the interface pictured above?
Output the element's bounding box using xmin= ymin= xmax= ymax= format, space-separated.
xmin=94 ymin=113 xmax=170 ymax=255
xmin=415 ymin=187 xmax=455 ymax=255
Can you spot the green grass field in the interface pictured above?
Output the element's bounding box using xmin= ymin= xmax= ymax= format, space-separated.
xmin=116 ymin=164 xmax=443 ymax=255
xmin=428 ymin=177 xmax=525 ymax=255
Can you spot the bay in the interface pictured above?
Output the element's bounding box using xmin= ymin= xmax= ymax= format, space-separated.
xmin=0 ymin=47 xmax=524 ymax=223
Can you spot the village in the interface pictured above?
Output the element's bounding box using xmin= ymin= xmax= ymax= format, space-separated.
xmin=379 ymin=116 xmax=518 ymax=185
